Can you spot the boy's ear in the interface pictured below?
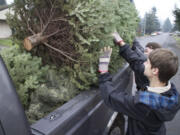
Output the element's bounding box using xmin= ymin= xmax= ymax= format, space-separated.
xmin=152 ymin=67 xmax=159 ymax=76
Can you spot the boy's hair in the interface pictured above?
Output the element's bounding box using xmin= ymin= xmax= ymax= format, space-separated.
xmin=146 ymin=42 xmax=162 ymax=50
xmin=149 ymin=48 xmax=179 ymax=83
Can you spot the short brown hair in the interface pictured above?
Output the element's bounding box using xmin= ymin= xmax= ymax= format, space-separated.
xmin=146 ymin=42 xmax=162 ymax=50
xmin=149 ymin=48 xmax=179 ymax=83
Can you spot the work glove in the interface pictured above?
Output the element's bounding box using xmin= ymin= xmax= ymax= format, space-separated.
xmin=112 ymin=32 xmax=124 ymax=45
xmin=98 ymin=46 xmax=112 ymax=73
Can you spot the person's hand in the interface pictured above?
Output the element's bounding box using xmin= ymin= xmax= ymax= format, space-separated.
xmin=112 ymin=32 xmax=125 ymax=46
xmin=99 ymin=46 xmax=112 ymax=74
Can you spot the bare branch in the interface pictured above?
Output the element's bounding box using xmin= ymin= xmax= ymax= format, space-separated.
xmin=41 ymin=16 xmax=52 ymax=34
xmin=35 ymin=9 xmax=44 ymax=31
xmin=48 ymin=0 xmax=53 ymax=7
xmin=52 ymin=17 xmax=68 ymax=22
xmin=41 ymin=0 xmax=57 ymax=34
xmin=45 ymin=30 xmax=60 ymax=38
xmin=43 ymin=42 xmax=79 ymax=62
xmin=26 ymin=19 xmax=36 ymax=35
xmin=45 ymin=27 xmax=67 ymax=38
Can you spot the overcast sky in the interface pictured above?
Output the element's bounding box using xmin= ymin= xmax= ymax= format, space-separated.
xmin=134 ymin=0 xmax=180 ymax=24
xmin=6 ymin=0 xmax=13 ymax=4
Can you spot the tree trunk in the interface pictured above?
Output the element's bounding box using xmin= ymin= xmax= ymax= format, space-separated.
xmin=24 ymin=33 xmax=46 ymax=51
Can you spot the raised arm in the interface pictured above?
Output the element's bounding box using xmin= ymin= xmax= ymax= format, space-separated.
xmin=112 ymin=32 xmax=145 ymax=74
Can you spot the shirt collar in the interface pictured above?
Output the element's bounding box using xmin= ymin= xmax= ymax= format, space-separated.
xmin=147 ymin=82 xmax=171 ymax=94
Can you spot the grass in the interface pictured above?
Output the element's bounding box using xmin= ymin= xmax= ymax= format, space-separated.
xmin=0 ymin=38 xmax=14 ymax=46
xmin=173 ymin=35 xmax=180 ymax=46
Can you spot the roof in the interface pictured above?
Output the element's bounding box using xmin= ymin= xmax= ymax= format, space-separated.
xmin=0 ymin=8 xmax=10 ymax=20
xmin=0 ymin=4 xmax=14 ymax=20
xmin=0 ymin=5 xmax=9 ymax=11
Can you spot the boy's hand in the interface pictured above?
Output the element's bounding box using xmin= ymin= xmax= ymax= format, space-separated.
xmin=112 ymin=32 xmax=125 ymax=46
xmin=99 ymin=46 xmax=112 ymax=74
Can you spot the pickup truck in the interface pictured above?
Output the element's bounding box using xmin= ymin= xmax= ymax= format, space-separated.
xmin=0 ymin=55 xmax=133 ymax=135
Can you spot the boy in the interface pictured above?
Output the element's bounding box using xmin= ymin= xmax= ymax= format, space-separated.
xmin=98 ymin=45 xmax=180 ymax=135
xmin=132 ymin=39 xmax=162 ymax=59
xmin=113 ymin=33 xmax=162 ymax=91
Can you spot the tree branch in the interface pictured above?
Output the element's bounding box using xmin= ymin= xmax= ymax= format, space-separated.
xmin=26 ymin=19 xmax=36 ymax=35
xmin=35 ymin=9 xmax=44 ymax=31
xmin=45 ymin=29 xmax=60 ymax=38
xmin=41 ymin=0 xmax=57 ymax=34
xmin=52 ymin=17 xmax=68 ymax=22
xmin=43 ymin=42 xmax=79 ymax=62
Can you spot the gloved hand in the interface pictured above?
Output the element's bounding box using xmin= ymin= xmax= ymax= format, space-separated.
xmin=99 ymin=46 xmax=112 ymax=73
xmin=112 ymin=32 xmax=124 ymax=46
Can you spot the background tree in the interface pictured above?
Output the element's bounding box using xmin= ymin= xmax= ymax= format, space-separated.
xmin=137 ymin=18 xmax=145 ymax=36
xmin=172 ymin=24 xmax=179 ymax=32
xmin=162 ymin=18 xmax=172 ymax=32
xmin=144 ymin=7 xmax=160 ymax=34
xmin=174 ymin=8 xmax=180 ymax=31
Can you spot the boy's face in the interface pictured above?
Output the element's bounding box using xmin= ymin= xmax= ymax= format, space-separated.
xmin=144 ymin=59 xmax=153 ymax=78
xmin=144 ymin=47 xmax=153 ymax=56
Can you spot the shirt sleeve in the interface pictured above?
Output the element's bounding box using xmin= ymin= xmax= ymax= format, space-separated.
xmin=99 ymin=73 xmax=149 ymax=121
xmin=119 ymin=44 xmax=145 ymax=75
xmin=132 ymin=39 xmax=145 ymax=53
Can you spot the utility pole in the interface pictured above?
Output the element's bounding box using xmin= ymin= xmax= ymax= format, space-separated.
xmin=143 ymin=14 xmax=146 ymax=35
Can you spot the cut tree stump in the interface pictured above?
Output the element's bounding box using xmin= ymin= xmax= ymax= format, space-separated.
xmin=24 ymin=33 xmax=46 ymax=51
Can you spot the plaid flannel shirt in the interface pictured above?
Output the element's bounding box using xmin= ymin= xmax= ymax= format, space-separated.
xmin=139 ymin=90 xmax=179 ymax=110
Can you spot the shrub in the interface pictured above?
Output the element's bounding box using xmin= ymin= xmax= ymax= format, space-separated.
xmin=0 ymin=46 xmax=79 ymax=123
xmin=0 ymin=46 xmax=49 ymax=108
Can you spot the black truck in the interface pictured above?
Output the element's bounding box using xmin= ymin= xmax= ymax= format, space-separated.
xmin=0 ymin=55 xmax=133 ymax=135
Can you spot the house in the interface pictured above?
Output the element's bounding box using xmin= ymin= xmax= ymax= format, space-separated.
xmin=0 ymin=7 xmax=12 ymax=38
